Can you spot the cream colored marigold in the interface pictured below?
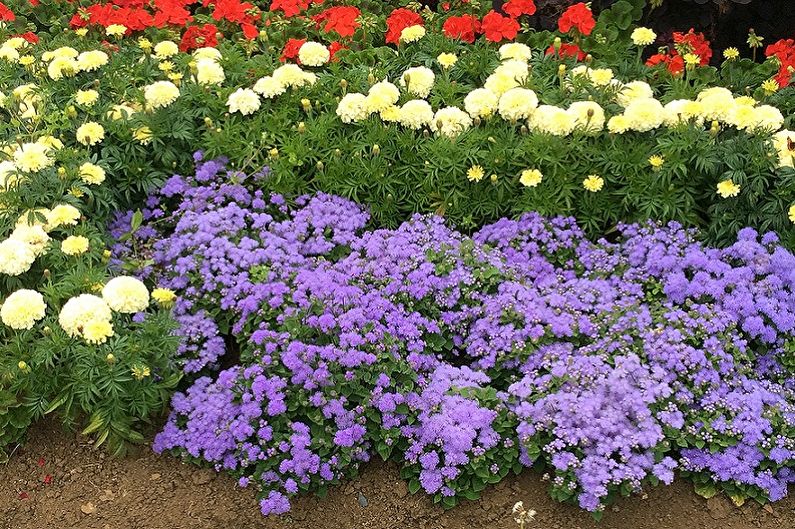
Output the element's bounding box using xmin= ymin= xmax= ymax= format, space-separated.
xmin=588 ymin=68 xmax=614 ymax=86
xmin=583 ymin=175 xmax=604 ymax=192
xmin=726 ymin=103 xmax=757 ymax=131
xmin=484 ymin=72 xmax=519 ymax=96
xmin=379 ymin=105 xmax=401 ymax=122
xmin=272 ymin=64 xmax=316 ymax=88
xmin=623 ymin=98 xmax=664 ymax=132
xmin=253 ymin=76 xmax=286 ymax=98
xmin=102 ymin=276 xmax=150 ymax=313
xmin=152 ymin=288 xmax=177 ymax=307
xmin=298 ymin=41 xmax=330 ymax=66
xmin=337 ymin=93 xmax=371 ymax=123
xmin=13 ymin=142 xmax=53 ymax=173
xmin=77 ymin=50 xmax=109 ymax=72
xmin=529 ymin=105 xmax=575 ymax=136
xmin=0 ymin=160 xmax=19 ymax=190
xmin=789 ymin=204 xmax=795 ymax=224
xmin=154 ymin=40 xmax=179 ymax=59
xmin=105 ymin=24 xmax=127 ymax=37
xmin=494 ymin=60 xmax=529 ymax=84
xmin=133 ymin=126 xmax=153 ymax=145
xmin=717 ymin=179 xmax=740 ymax=198
xmin=0 ymin=46 xmax=20 ymax=63
xmin=772 ymin=130 xmax=795 ymax=168
xmin=79 ymin=162 xmax=106 ymax=185
xmin=76 ymin=122 xmax=105 ymax=146
xmin=723 ymin=47 xmax=740 ymax=60
xmin=226 ymin=88 xmax=261 ymax=115
xmin=607 ymin=115 xmax=632 ymax=134
xmin=75 ymin=89 xmax=99 ymax=107
xmin=631 ymin=27 xmax=657 ymax=46
xmin=568 ymin=101 xmax=605 ymax=133
xmin=3 ymin=37 xmax=27 ymax=50
xmin=663 ymin=99 xmax=704 ymax=127
xmin=47 ymin=204 xmax=81 ymax=228
xmin=499 ymin=43 xmax=532 ymax=62
xmin=430 ymin=107 xmax=473 ymax=138
xmin=82 ymin=318 xmax=114 ymax=344
xmin=1 ymin=289 xmax=46 ymax=330
xmin=696 ymin=87 xmax=735 ymax=121
xmin=196 ymin=58 xmax=225 ymax=86
xmin=47 ymin=56 xmax=78 ymax=80
xmin=144 ymin=80 xmax=180 ymax=109
xmin=617 ymin=81 xmax=654 ymax=107
xmin=498 ymin=88 xmax=538 ymax=121
xmin=10 ymin=225 xmax=50 ymax=256
xmin=107 ymin=103 xmax=136 ymax=121
xmin=0 ymin=239 xmax=36 ymax=276
xmin=464 ymin=88 xmax=499 ymax=119
xmin=62 ymin=235 xmax=89 ymax=255
xmin=193 ymin=47 xmax=222 ymax=61
xmin=519 ymin=169 xmax=543 ymax=188
xmin=398 ymin=99 xmax=434 ymax=130
xmin=400 ymin=67 xmax=435 ymax=99
xmin=366 ymin=81 xmax=400 ymax=113
xmin=437 ymin=53 xmax=457 ymax=69
xmin=59 ymin=294 xmax=113 ymax=338
xmin=16 ymin=208 xmax=51 ymax=230
xmin=751 ymin=105 xmax=784 ymax=132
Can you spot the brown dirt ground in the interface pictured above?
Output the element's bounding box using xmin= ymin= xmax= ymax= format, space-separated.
xmin=2 ymin=420 xmax=795 ymax=529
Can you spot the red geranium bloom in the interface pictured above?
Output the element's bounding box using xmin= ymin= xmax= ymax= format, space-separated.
xmin=765 ymin=39 xmax=795 ymax=87
xmin=29 ymin=0 xmax=40 ymax=5
xmin=384 ymin=8 xmax=424 ymax=45
xmin=673 ymin=29 xmax=712 ymax=65
xmin=281 ymin=38 xmax=306 ymax=63
xmin=481 ymin=10 xmax=519 ymax=43
xmin=328 ymin=40 xmax=346 ymax=62
xmin=503 ymin=0 xmax=536 ymax=18
xmin=645 ymin=52 xmax=684 ymax=75
xmin=442 ymin=14 xmax=481 ymax=44
xmin=312 ymin=6 xmax=360 ymax=38
xmin=153 ymin=0 xmax=193 ymax=27
xmin=241 ymin=22 xmax=258 ymax=39
xmin=558 ymin=2 xmax=595 ymax=36
xmin=545 ymin=42 xmax=586 ymax=61
xmin=180 ymin=24 xmax=219 ymax=51
xmin=18 ymin=32 xmax=39 ymax=44
xmin=0 ymin=1 xmax=16 ymax=21
xmin=270 ymin=0 xmax=310 ymax=18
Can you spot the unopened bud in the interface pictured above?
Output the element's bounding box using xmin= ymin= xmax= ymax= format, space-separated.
xmin=367 ymin=72 xmax=375 ymax=85
xmin=43 ymin=269 xmax=50 ymax=279
xmin=301 ymin=98 xmax=312 ymax=112
xmin=340 ymin=79 xmax=348 ymax=91
xmin=297 ymin=121 xmax=306 ymax=133
xmin=372 ymin=144 xmax=380 ymax=156
xmin=316 ymin=161 xmax=324 ymax=171
xmin=106 ymin=353 xmax=116 ymax=364
xmin=558 ymin=64 xmax=566 ymax=76
xmin=553 ymin=37 xmax=562 ymax=51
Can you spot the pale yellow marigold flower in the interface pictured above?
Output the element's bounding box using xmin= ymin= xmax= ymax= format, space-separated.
xmin=105 ymin=24 xmax=127 ymax=37
xmin=789 ymin=204 xmax=795 ymax=224
xmin=153 ymin=41 xmax=179 ymax=59
xmin=1 ymin=289 xmax=46 ymax=330
xmin=152 ymin=288 xmax=177 ymax=307
xmin=467 ymin=165 xmax=485 ymax=182
xmin=76 ymin=122 xmax=105 ymax=146
xmin=519 ymin=169 xmax=543 ymax=188
xmin=649 ymin=155 xmax=665 ymax=170
xmin=134 ymin=126 xmax=153 ymax=145
xmin=144 ymin=80 xmax=180 ymax=109
xmin=762 ymin=78 xmax=779 ymax=94
xmin=631 ymin=27 xmax=657 ymax=46
xmin=399 ymin=25 xmax=426 ymax=43
xmin=583 ymin=175 xmax=604 ymax=192
xmin=61 ymin=235 xmax=90 ymax=256
xmin=75 ymin=89 xmax=99 ymax=107
xmin=102 ymin=276 xmax=150 ymax=313
xmin=437 ymin=53 xmax=457 ymax=69
xmin=723 ymin=47 xmax=740 ymax=60
xmin=132 ymin=365 xmax=151 ymax=380
xmin=298 ymin=41 xmax=330 ymax=66
xmin=82 ymin=318 xmax=114 ymax=344
xmin=79 ymin=162 xmax=105 ymax=185
xmin=717 ymin=179 xmax=740 ymax=198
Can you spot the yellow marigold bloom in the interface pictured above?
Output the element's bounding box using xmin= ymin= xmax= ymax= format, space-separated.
xmin=152 ymin=288 xmax=177 ymax=307
xmin=761 ymin=78 xmax=779 ymax=94
xmin=153 ymin=40 xmax=179 ymax=59
xmin=48 ymin=204 xmax=81 ymax=228
xmin=464 ymin=88 xmax=499 ymax=119
xmin=158 ymin=60 xmax=175 ymax=72
xmin=226 ymin=88 xmax=261 ymax=116
xmin=607 ymin=115 xmax=631 ymax=134
xmin=365 ymin=81 xmax=400 ymax=113
xmin=648 ymin=155 xmax=665 ymax=169
xmin=14 ymin=143 xmax=53 ymax=173
xmin=196 ymin=58 xmax=225 ymax=85
xmin=138 ymin=38 xmax=152 ymax=51
xmin=105 ymin=24 xmax=127 ymax=37
xmin=132 ymin=365 xmax=151 ymax=380
xmin=298 ymin=41 xmax=330 ymax=66
xmin=589 ymin=68 xmax=614 ymax=86
xmin=716 ymin=179 xmax=740 ymax=198
xmin=107 ymin=104 xmax=136 ymax=121
xmin=82 ymin=318 xmax=114 ymax=344
xmin=75 ymin=28 xmax=88 ymax=37
xmin=134 ymin=126 xmax=153 ymax=145
xmin=400 ymin=25 xmax=426 ymax=43
xmin=437 ymin=53 xmax=458 ymax=69
xmin=19 ymin=55 xmax=34 ymax=66
xmin=102 ymin=276 xmax=150 ymax=313
xmin=4 ymin=37 xmax=27 ymax=50
xmin=683 ymin=53 xmax=701 ymax=67
xmin=1 ymin=289 xmax=46 ymax=330
xmin=379 ymin=105 xmax=401 ymax=122
xmin=61 ymin=235 xmax=89 ymax=256
xmin=10 ymin=224 xmax=49 ymax=256
xmin=583 ymin=175 xmax=605 ymax=192
xmin=467 ymin=165 xmax=485 ymax=182
xmin=400 ymin=66 xmax=435 ymax=98
xmin=519 ymin=169 xmax=543 ymax=188
xmin=723 ymin=47 xmax=740 ymax=60
xmin=789 ymin=204 xmax=795 ymax=224
xmin=76 ymin=122 xmax=105 ymax=146
xmin=0 ymin=46 xmax=20 ymax=63
xmin=77 ymin=50 xmax=108 ymax=72
xmin=58 ymin=294 xmax=112 ymax=338
xmin=168 ymin=72 xmax=183 ymax=83
xmin=144 ymin=80 xmax=180 ymax=109
xmin=75 ymin=89 xmax=99 ymax=107
xmin=499 ymin=43 xmax=532 ymax=62
xmin=0 ymin=239 xmax=36 ymax=276
xmin=631 ymin=27 xmax=657 ymax=46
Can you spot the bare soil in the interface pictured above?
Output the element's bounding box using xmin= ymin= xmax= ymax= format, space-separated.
xmin=3 ymin=420 xmax=795 ymax=529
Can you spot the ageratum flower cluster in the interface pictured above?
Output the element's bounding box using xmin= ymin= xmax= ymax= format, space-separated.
xmin=111 ymin=155 xmax=795 ymax=517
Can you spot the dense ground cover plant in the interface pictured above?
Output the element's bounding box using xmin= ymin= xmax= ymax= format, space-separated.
xmin=0 ymin=0 xmax=793 ymax=247
xmin=113 ymin=157 xmax=795 ymax=517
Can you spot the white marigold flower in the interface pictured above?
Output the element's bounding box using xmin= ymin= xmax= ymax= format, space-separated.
xmin=1 ymin=289 xmax=46 ymax=330
xmin=102 ymin=276 xmax=150 ymax=313
xmin=226 ymin=88 xmax=261 ymax=115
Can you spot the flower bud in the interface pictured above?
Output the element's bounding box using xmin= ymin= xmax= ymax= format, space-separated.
xmin=473 ymin=117 xmax=481 ymax=127
xmin=367 ymin=72 xmax=375 ymax=85
xmin=490 ymin=173 xmax=498 ymax=183
xmin=553 ymin=37 xmax=562 ymax=51
xmin=297 ymin=122 xmax=306 ymax=133
xmin=372 ymin=144 xmax=380 ymax=156
xmin=558 ymin=64 xmax=566 ymax=76
xmin=43 ymin=269 xmax=50 ymax=279
xmin=316 ymin=161 xmax=324 ymax=171
xmin=204 ymin=117 xmax=213 ymax=126
xmin=340 ymin=79 xmax=348 ymax=91
xmin=106 ymin=353 xmax=116 ymax=364
xmin=269 ymin=148 xmax=279 ymax=159
xmin=301 ymin=98 xmax=312 ymax=112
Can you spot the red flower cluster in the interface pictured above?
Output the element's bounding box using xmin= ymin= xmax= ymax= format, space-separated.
xmin=312 ymin=6 xmax=360 ymax=38
xmin=0 ymin=1 xmax=15 ymax=21
xmin=765 ymin=39 xmax=795 ymax=88
xmin=206 ymin=0 xmax=260 ymax=39
xmin=269 ymin=0 xmax=318 ymax=18
xmin=557 ymin=2 xmax=595 ymax=36
xmin=180 ymin=23 xmax=219 ymax=51
xmin=384 ymin=8 xmax=424 ymax=45
xmin=646 ymin=29 xmax=711 ymax=75
xmin=442 ymin=13 xmax=481 ymax=44
xmin=545 ymin=41 xmax=586 ymax=61
xmin=481 ymin=11 xmax=519 ymax=43
xmin=281 ymin=37 xmax=306 ymax=62
xmin=502 ymin=0 xmax=536 ymax=18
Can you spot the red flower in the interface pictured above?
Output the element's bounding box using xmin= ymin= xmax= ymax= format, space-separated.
xmin=29 ymin=0 xmax=40 ymax=5
xmin=766 ymin=39 xmax=795 ymax=87
xmin=153 ymin=0 xmax=193 ymax=27
xmin=558 ymin=2 xmax=595 ymax=36
xmin=18 ymin=32 xmax=39 ymax=44
xmin=385 ymin=8 xmax=423 ymax=45
xmin=312 ymin=6 xmax=360 ymax=38
xmin=0 ymin=1 xmax=15 ymax=21
xmin=180 ymin=24 xmax=219 ymax=52
xmin=43 ymin=475 xmax=53 ymax=485
xmin=545 ymin=42 xmax=586 ymax=61
xmin=645 ymin=52 xmax=684 ymax=75
xmin=241 ymin=22 xmax=258 ymax=40
xmin=481 ymin=10 xmax=519 ymax=43
xmin=441 ymin=2 xmax=450 ymax=10
xmin=270 ymin=0 xmax=310 ymax=17
xmin=328 ymin=40 xmax=346 ymax=62
xmin=281 ymin=38 xmax=306 ymax=63
xmin=442 ymin=14 xmax=481 ymax=44
xmin=37 ymin=457 xmax=45 ymax=467
xmin=502 ymin=0 xmax=536 ymax=18
xmin=673 ymin=29 xmax=712 ymax=65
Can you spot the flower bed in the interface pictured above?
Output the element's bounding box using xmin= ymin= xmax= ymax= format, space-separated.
xmin=112 ymin=156 xmax=795 ymax=517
